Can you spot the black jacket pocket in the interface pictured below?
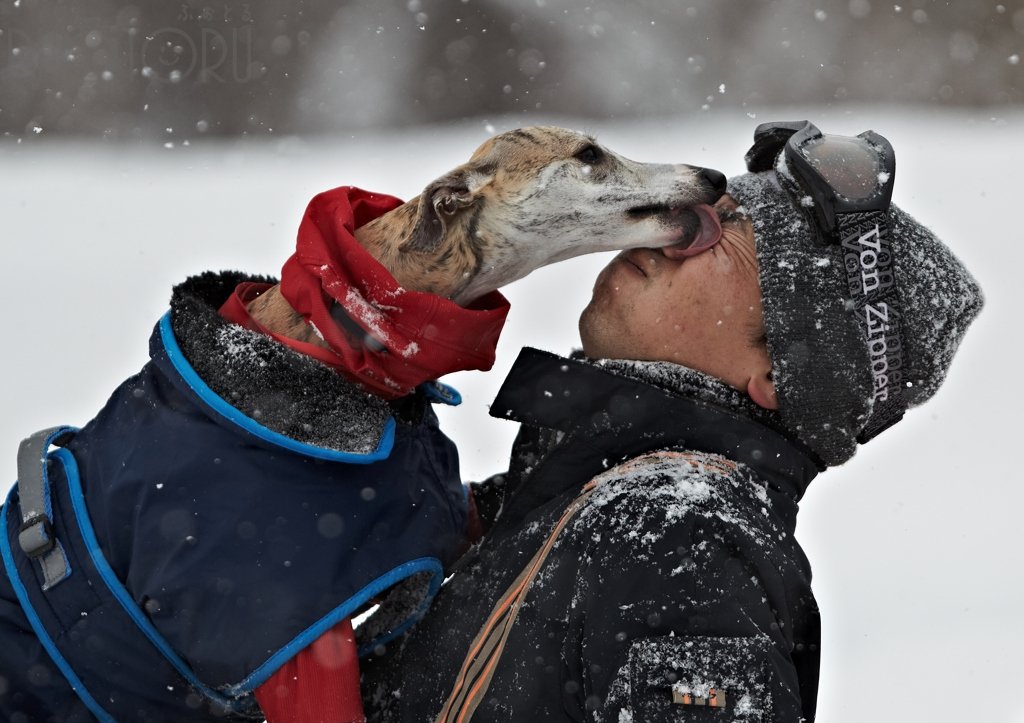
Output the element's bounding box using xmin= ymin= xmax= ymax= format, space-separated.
xmin=622 ymin=635 xmax=778 ymax=722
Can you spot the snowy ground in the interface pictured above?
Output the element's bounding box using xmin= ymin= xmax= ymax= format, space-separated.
xmin=1 ymin=107 xmax=1020 ymax=722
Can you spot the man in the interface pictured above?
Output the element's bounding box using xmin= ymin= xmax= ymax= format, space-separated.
xmin=360 ymin=121 xmax=983 ymax=722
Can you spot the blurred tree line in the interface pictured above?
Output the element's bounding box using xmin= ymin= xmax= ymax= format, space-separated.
xmin=1 ymin=0 xmax=1021 ymax=140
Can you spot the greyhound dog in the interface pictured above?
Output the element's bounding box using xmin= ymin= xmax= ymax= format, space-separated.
xmin=248 ymin=125 xmax=726 ymax=343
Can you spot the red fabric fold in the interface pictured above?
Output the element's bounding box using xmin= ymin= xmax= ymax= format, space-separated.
xmin=254 ymin=618 xmax=365 ymax=723
xmin=222 ymin=187 xmax=510 ymax=398
xmin=282 ymin=187 xmax=510 ymax=398
xmin=219 ymin=281 xmax=351 ymax=371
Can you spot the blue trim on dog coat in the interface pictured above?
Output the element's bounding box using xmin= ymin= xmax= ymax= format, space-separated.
xmin=0 ymin=309 xmax=468 ymax=721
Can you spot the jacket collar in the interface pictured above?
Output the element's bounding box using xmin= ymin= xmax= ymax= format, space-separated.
xmin=490 ymin=347 xmax=820 ymax=525
xmin=162 ymin=271 xmax=394 ymax=456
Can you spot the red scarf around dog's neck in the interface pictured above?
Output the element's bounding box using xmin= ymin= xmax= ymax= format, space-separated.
xmin=220 ymin=186 xmax=510 ymax=399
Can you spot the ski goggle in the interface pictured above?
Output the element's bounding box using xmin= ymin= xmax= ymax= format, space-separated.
xmin=744 ymin=120 xmax=906 ymax=443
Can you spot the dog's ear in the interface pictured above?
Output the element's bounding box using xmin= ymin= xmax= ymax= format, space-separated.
xmin=405 ymin=167 xmax=490 ymax=252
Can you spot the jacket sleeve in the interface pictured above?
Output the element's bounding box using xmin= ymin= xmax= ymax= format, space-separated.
xmin=576 ymin=489 xmax=809 ymax=723
xmin=466 ymin=473 xmax=509 ymax=538
xmin=254 ymin=618 xmax=366 ymax=723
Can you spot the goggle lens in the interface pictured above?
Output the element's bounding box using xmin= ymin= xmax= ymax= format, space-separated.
xmin=800 ymin=136 xmax=883 ymax=202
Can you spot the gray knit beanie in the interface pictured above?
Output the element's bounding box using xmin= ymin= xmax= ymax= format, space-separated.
xmin=728 ymin=150 xmax=983 ymax=467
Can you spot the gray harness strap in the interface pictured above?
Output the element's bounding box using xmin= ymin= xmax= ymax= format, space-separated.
xmin=16 ymin=426 xmax=76 ymax=590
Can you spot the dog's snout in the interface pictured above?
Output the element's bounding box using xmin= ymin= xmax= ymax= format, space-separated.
xmin=696 ymin=167 xmax=728 ymax=197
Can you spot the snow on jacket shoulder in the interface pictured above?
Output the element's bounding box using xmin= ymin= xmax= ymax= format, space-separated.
xmin=362 ymin=347 xmax=821 ymax=723
xmin=572 ymin=449 xmax=814 ymax=722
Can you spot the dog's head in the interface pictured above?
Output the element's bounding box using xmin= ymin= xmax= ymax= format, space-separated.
xmin=402 ymin=126 xmax=727 ymax=303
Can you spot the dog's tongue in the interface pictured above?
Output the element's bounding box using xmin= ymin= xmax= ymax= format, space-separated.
xmin=677 ymin=204 xmax=723 ymax=257
xmin=659 ymin=202 xmax=724 ymax=259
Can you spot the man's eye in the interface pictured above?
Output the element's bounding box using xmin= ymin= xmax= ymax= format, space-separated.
xmin=574 ymin=144 xmax=603 ymax=165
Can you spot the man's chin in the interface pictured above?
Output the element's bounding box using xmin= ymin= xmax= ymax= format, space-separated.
xmin=578 ymin=301 xmax=619 ymax=361
xmin=577 ymin=303 xmax=601 ymax=359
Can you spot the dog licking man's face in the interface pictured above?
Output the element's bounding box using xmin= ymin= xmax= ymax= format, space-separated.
xmin=441 ymin=127 xmax=726 ymax=303
xmin=578 ymin=194 xmax=779 ymax=410
xmin=361 ymin=126 xmax=726 ymax=305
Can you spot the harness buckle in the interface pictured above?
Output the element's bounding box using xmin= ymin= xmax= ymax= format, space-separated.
xmin=18 ymin=514 xmax=57 ymax=558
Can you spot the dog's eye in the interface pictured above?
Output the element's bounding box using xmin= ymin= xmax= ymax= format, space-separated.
xmin=574 ymin=144 xmax=603 ymax=165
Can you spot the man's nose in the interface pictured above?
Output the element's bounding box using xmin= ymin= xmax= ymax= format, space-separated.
xmin=696 ymin=167 xmax=728 ymax=197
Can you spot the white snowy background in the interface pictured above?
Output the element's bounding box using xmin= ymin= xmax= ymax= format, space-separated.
xmin=1 ymin=107 xmax=1019 ymax=722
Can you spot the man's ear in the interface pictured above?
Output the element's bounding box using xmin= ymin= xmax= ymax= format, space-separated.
xmin=746 ymin=369 xmax=779 ymax=410
xmin=404 ymin=166 xmax=490 ymax=252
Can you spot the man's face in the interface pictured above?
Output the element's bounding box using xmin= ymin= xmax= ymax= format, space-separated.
xmin=579 ymin=194 xmax=777 ymax=406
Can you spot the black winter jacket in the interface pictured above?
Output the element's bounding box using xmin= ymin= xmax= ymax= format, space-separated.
xmin=362 ymin=347 xmax=823 ymax=722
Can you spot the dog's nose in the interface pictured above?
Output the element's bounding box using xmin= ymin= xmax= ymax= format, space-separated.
xmin=696 ymin=167 xmax=728 ymax=197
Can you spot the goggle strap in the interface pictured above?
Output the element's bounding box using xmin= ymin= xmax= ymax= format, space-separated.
xmin=834 ymin=210 xmax=908 ymax=443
